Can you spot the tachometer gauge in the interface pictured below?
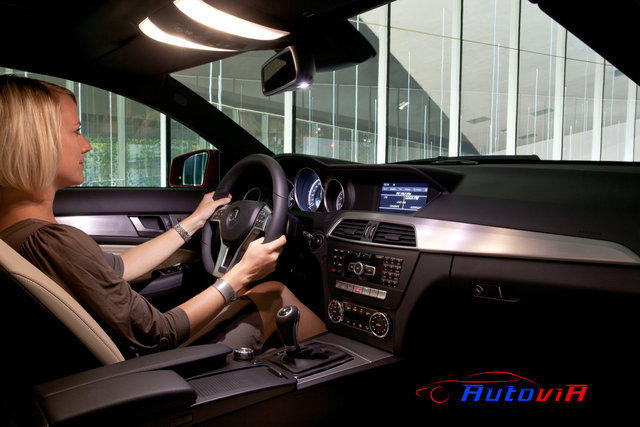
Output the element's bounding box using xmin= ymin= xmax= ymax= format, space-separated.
xmin=324 ymin=179 xmax=345 ymax=212
xmin=294 ymin=167 xmax=324 ymax=212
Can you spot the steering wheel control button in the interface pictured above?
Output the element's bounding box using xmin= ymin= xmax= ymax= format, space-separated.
xmin=233 ymin=347 xmax=255 ymax=361
xmin=212 ymin=205 xmax=228 ymax=220
xmin=254 ymin=206 xmax=271 ymax=230
xmin=369 ymin=312 xmax=391 ymax=338
xmin=328 ymin=300 xmax=344 ymax=323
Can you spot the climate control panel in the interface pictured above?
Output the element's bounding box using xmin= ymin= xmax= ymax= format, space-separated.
xmin=327 ymin=299 xmax=391 ymax=338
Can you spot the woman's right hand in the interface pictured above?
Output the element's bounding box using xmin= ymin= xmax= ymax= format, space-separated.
xmin=224 ymin=235 xmax=287 ymax=293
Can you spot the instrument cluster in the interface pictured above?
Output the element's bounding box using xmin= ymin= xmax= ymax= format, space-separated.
xmin=291 ymin=167 xmax=346 ymax=212
xmin=242 ymin=167 xmax=347 ymax=212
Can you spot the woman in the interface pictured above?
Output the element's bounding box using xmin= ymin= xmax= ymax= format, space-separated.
xmin=0 ymin=75 xmax=325 ymax=355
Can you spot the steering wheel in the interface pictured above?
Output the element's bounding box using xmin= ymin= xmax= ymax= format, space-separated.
xmin=202 ymin=154 xmax=289 ymax=278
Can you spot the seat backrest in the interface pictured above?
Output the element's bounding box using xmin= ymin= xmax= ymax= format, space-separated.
xmin=0 ymin=239 xmax=123 ymax=386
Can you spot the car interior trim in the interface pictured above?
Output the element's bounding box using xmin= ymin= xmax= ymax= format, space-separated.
xmin=291 ymin=333 xmax=396 ymax=389
xmin=98 ymin=245 xmax=136 ymax=255
xmin=56 ymin=215 xmax=138 ymax=237
xmin=327 ymin=211 xmax=640 ymax=266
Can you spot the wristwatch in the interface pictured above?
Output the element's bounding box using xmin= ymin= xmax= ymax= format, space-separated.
xmin=212 ymin=278 xmax=236 ymax=304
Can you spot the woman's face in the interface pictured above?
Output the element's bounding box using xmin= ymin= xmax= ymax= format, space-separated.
xmin=54 ymin=94 xmax=91 ymax=189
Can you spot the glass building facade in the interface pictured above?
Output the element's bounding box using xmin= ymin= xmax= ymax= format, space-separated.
xmin=173 ymin=0 xmax=640 ymax=164
xmin=3 ymin=0 xmax=639 ymax=187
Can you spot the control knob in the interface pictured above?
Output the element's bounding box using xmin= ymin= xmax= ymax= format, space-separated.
xmin=352 ymin=262 xmax=364 ymax=275
xmin=327 ymin=300 xmax=344 ymax=323
xmin=369 ymin=312 xmax=391 ymax=338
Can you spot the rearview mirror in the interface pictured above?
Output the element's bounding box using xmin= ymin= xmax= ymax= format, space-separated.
xmin=261 ymin=46 xmax=315 ymax=96
xmin=169 ymin=149 xmax=218 ymax=188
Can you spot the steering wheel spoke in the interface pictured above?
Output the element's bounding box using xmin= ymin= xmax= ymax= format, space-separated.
xmin=210 ymin=204 xmax=272 ymax=277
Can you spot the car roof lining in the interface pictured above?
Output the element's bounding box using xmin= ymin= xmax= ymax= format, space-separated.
xmin=0 ymin=0 xmax=386 ymax=77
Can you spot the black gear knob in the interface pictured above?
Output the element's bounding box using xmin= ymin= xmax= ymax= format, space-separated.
xmin=276 ymin=305 xmax=300 ymax=353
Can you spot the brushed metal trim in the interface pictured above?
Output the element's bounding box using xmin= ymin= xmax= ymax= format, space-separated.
xmin=99 ymin=244 xmax=135 ymax=255
xmin=56 ymin=215 xmax=137 ymax=237
xmin=327 ymin=211 xmax=640 ymax=266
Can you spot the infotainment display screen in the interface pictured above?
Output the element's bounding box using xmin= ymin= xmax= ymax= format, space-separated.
xmin=378 ymin=182 xmax=429 ymax=213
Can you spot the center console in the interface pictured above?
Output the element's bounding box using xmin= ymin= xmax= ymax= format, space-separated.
xmin=324 ymin=240 xmax=419 ymax=352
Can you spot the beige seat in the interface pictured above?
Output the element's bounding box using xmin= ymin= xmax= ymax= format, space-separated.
xmin=0 ymin=238 xmax=123 ymax=365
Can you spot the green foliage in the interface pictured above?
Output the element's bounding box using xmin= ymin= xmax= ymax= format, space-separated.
xmin=81 ymin=137 xmax=204 ymax=188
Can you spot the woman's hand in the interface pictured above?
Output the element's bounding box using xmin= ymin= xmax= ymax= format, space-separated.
xmin=182 ymin=191 xmax=232 ymax=234
xmin=223 ymin=235 xmax=287 ymax=293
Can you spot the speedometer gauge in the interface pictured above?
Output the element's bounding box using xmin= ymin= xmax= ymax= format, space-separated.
xmin=308 ymin=180 xmax=323 ymax=211
xmin=294 ymin=167 xmax=324 ymax=212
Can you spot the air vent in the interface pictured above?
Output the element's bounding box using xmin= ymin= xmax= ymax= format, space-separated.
xmin=372 ymin=222 xmax=416 ymax=247
xmin=331 ymin=219 xmax=368 ymax=240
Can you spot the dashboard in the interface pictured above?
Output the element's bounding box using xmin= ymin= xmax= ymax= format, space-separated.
xmin=241 ymin=162 xmax=438 ymax=216
xmin=254 ymin=154 xmax=640 ymax=357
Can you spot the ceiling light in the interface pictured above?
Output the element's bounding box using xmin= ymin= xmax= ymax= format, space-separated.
xmin=398 ymin=101 xmax=409 ymax=110
xmin=138 ymin=18 xmax=233 ymax=51
xmin=297 ymin=82 xmax=310 ymax=89
xmin=174 ymin=0 xmax=288 ymax=41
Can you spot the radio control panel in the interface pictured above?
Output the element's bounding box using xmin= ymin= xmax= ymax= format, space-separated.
xmin=329 ymin=248 xmax=404 ymax=288
xmin=325 ymin=242 xmax=418 ymax=351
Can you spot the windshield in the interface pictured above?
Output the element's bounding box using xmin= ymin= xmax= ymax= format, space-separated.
xmin=172 ymin=0 xmax=640 ymax=164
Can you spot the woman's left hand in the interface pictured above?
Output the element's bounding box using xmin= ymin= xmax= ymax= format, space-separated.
xmin=188 ymin=191 xmax=232 ymax=230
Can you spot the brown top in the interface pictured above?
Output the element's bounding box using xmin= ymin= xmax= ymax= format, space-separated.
xmin=0 ymin=219 xmax=190 ymax=353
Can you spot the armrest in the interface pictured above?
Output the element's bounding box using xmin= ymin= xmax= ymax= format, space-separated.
xmin=35 ymin=344 xmax=231 ymax=399
xmin=39 ymin=370 xmax=195 ymax=425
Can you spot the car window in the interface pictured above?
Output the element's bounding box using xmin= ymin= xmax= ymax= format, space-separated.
xmin=171 ymin=51 xmax=286 ymax=155
xmin=172 ymin=0 xmax=640 ymax=164
xmin=0 ymin=67 xmax=211 ymax=188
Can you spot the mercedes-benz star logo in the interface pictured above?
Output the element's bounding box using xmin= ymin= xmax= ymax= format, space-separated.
xmin=229 ymin=208 xmax=240 ymax=222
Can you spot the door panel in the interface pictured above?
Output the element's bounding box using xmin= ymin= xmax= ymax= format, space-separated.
xmin=53 ymin=187 xmax=206 ymax=301
xmin=54 ymin=188 xmax=204 ymax=216
xmin=54 ymin=188 xmax=203 ymax=242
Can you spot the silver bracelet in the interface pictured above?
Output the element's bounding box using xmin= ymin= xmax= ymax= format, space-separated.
xmin=173 ymin=223 xmax=191 ymax=242
xmin=211 ymin=278 xmax=236 ymax=304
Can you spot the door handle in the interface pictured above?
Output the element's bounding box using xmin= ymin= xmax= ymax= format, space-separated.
xmin=129 ymin=216 xmax=165 ymax=237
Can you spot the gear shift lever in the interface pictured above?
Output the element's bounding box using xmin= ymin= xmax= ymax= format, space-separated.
xmin=276 ymin=305 xmax=300 ymax=354
xmin=265 ymin=305 xmax=350 ymax=374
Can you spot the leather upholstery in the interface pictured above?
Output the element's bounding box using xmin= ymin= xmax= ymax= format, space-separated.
xmin=0 ymin=239 xmax=124 ymax=365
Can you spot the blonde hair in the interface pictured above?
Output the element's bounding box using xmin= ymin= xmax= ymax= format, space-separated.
xmin=0 ymin=75 xmax=77 ymax=196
